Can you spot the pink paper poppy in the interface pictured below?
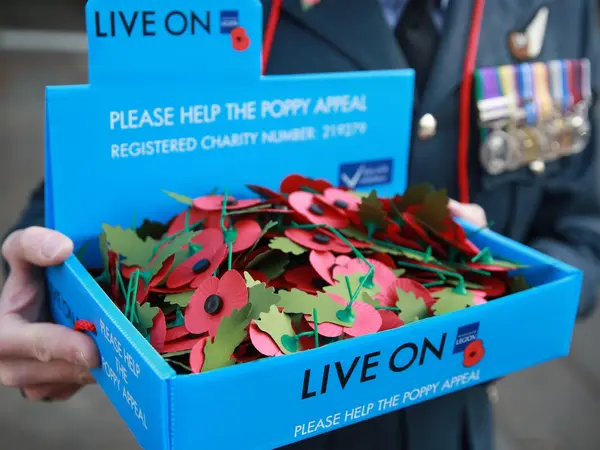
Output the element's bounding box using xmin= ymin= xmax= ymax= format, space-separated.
xmin=166 ymin=229 xmax=227 ymax=289
xmin=288 ymin=191 xmax=349 ymax=228
xmin=307 ymin=294 xmax=382 ymax=337
xmin=469 ymin=290 xmax=488 ymax=305
xmin=280 ymin=174 xmax=332 ymax=194
xmin=249 ymin=322 xmax=284 ymax=356
xmin=382 ymin=278 xmax=436 ymax=310
xmin=285 ymin=228 xmax=350 ymax=253
xmin=333 ymin=258 xmax=398 ymax=295
xmin=219 ymin=218 xmax=262 ymax=253
xmin=185 ymin=270 xmax=249 ymax=338
xmin=379 ymin=310 xmax=404 ymax=331
xmin=323 ymin=188 xmax=361 ymax=212
xmin=193 ymin=194 xmax=261 ymax=212
xmin=309 ymin=250 xmax=335 ymax=285
xmin=190 ymin=337 xmax=209 ymax=373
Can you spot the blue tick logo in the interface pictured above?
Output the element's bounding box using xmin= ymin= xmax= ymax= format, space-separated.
xmin=338 ymin=159 xmax=393 ymax=189
xmin=453 ymin=322 xmax=480 ymax=354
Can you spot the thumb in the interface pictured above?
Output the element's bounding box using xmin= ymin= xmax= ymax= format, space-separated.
xmin=2 ymin=227 xmax=73 ymax=275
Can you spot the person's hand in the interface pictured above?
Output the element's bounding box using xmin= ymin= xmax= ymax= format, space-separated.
xmin=448 ymin=199 xmax=488 ymax=228
xmin=0 ymin=226 xmax=100 ymax=401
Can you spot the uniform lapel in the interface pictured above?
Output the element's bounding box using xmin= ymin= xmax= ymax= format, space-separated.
xmin=271 ymin=0 xmax=409 ymax=71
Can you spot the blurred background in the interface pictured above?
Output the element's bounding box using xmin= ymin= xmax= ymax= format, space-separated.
xmin=1 ymin=1 xmax=600 ymax=449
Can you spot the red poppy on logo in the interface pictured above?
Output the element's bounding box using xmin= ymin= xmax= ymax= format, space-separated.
xmin=463 ymin=339 xmax=485 ymax=368
xmin=231 ymin=27 xmax=250 ymax=52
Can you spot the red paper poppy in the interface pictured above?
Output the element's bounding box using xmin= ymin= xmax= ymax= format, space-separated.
xmin=285 ymin=228 xmax=351 ymax=253
xmin=333 ymin=258 xmax=398 ymax=296
xmin=233 ymin=339 xmax=264 ymax=363
xmin=468 ymin=274 xmax=508 ymax=297
xmin=382 ymin=278 xmax=436 ymax=310
xmin=288 ymin=191 xmax=349 ymax=228
xmin=231 ymin=27 xmax=250 ymax=51
xmin=190 ymin=337 xmax=209 ymax=373
xmin=166 ymin=229 xmax=227 ymax=289
xmin=384 ymin=221 xmax=427 ymax=251
xmin=268 ymin=276 xmax=295 ymax=291
xmin=162 ymin=336 xmax=205 ymax=354
xmin=249 ymin=322 xmax=284 ymax=356
xmin=310 ymin=250 xmax=335 ymax=285
xmin=243 ymin=269 xmax=269 ymax=284
xmin=465 ymin=261 xmax=516 ymax=272
xmin=323 ymin=188 xmax=361 ymax=212
xmin=167 ymin=208 xmax=224 ymax=235
xmin=246 ymin=184 xmax=287 ymax=203
xmin=284 ymin=265 xmax=329 ymax=294
xmin=193 ymin=194 xmax=261 ymax=212
xmin=401 ymin=213 xmax=447 ymax=256
xmin=307 ymin=294 xmax=382 ymax=337
xmin=185 ymin=270 xmax=249 ymax=337
xmin=150 ymin=309 xmax=167 ymax=353
xmin=165 ymin=325 xmax=189 ymax=342
xmin=219 ymin=218 xmax=262 ymax=253
xmin=463 ymin=339 xmax=485 ymax=367
xmin=379 ymin=310 xmax=404 ymax=332
xmin=280 ymin=174 xmax=332 ymax=194
xmin=432 ymin=217 xmax=480 ymax=257
xmin=367 ymin=252 xmax=396 ymax=269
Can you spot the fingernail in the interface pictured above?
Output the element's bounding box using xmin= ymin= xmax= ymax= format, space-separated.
xmin=41 ymin=235 xmax=65 ymax=259
xmin=76 ymin=352 xmax=90 ymax=368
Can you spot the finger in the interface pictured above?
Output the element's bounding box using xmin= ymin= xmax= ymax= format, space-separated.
xmin=21 ymin=383 xmax=83 ymax=402
xmin=2 ymin=227 xmax=73 ymax=274
xmin=448 ymin=199 xmax=488 ymax=228
xmin=0 ymin=320 xmax=100 ymax=368
xmin=0 ymin=359 xmax=95 ymax=388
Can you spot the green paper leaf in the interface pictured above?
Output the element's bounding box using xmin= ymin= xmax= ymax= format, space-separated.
xmin=508 ymin=274 xmax=531 ymax=294
xmin=392 ymin=268 xmax=406 ymax=277
xmin=413 ymin=189 xmax=450 ymax=233
xmin=357 ymin=190 xmax=388 ymax=231
xmin=269 ymin=237 xmax=307 ymax=255
xmin=202 ymin=304 xmax=252 ymax=372
xmin=102 ymin=224 xmax=158 ymax=268
xmin=396 ymin=288 xmax=428 ymax=323
xmin=137 ymin=219 xmax=170 ymax=240
xmin=278 ymin=289 xmax=350 ymax=326
xmin=339 ymin=227 xmax=405 ymax=256
xmin=146 ymin=230 xmax=202 ymax=281
xmin=136 ymin=302 xmax=160 ymax=329
xmin=431 ymin=288 xmax=475 ymax=316
xmin=255 ymin=305 xmax=300 ymax=354
xmin=162 ymin=350 xmax=191 ymax=359
xmin=246 ymin=249 xmax=289 ymax=280
xmin=164 ymin=292 xmax=194 ymax=308
xmin=360 ymin=292 xmax=381 ymax=307
xmin=487 ymin=259 xmax=524 ymax=269
xmin=163 ymin=190 xmax=194 ymax=205
xmin=247 ymin=220 xmax=279 ymax=255
xmin=393 ymin=184 xmax=433 ymax=213
xmin=247 ymin=280 xmax=282 ymax=320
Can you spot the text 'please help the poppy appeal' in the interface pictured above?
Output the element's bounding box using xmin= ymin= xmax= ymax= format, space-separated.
xmin=107 ymin=95 xmax=369 ymax=159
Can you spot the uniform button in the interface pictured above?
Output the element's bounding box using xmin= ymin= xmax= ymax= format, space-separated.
xmin=418 ymin=113 xmax=437 ymax=140
xmin=529 ymin=159 xmax=545 ymax=175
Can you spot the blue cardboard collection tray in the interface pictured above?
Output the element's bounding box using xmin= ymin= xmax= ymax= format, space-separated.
xmin=44 ymin=1 xmax=583 ymax=449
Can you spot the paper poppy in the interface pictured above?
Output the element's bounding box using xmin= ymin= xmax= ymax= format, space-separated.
xmin=333 ymin=258 xmax=397 ymax=296
xmin=323 ymin=188 xmax=362 ymax=212
xmin=150 ymin=310 xmax=167 ymax=353
xmin=166 ymin=229 xmax=227 ymax=289
xmin=231 ymin=27 xmax=250 ymax=52
xmin=307 ymin=294 xmax=382 ymax=337
xmin=193 ymin=194 xmax=261 ymax=212
xmin=234 ymin=339 xmax=264 ymax=363
xmin=220 ymin=218 xmax=262 ymax=253
xmin=285 ymin=228 xmax=351 ymax=253
xmin=249 ymin=322 xmax=284 ymax=357
xmin=309 ymin=250 xmax=336 ymax=285
xmin=401 ymin=213 xmax=448 ymax=256
xmin=463 ymin=340 xmax=485 ymax=367
xmin=162 ymin=336 xmax=205 ymax=354
xmin=280 ymin=174 xmax=332 ymax=194
xmin=382 ymin=278 xmax=435 ymax=309
xmin=468 ymin=274 xmax=508 ymax=297
xmin=367 ymin=252 xmax=396 ymax=269
xmin=284 ymin=265 xmax=329 ymax=294
xmin=165 ymin=325 xmax=190 ymax=342
xmin=185 ymin=270 xmax=249 ymax=337
xmin=288 ymin=191 xmax=349 ymax=228
xmin=190 ymin=337 xmax=209 ymax=373
xmin=245 ymin=184 xmax=287 ymax=203
xmin=167 ymin=208 xmax=223 ymax=235
xmin=379 ymin=310 xmax=404 ymax=332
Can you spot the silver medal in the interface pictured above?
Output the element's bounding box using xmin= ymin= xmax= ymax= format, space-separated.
xmin=480 ymin=128 xmax=521 ymax=175
xmin=566 ymin=105 xmax=590 ymax=154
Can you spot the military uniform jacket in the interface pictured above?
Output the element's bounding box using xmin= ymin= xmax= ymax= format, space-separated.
xmin=8 ymin=0 xmax=600 ymax=450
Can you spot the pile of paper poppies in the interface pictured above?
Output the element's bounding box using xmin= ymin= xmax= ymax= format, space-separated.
xmin=88 ymin=174 xmax=529 ymax=374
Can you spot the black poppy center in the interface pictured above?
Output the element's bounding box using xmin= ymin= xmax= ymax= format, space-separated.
xmin=311 ymin=278 xmax=328 ymax=290
xmin=223 ymin=198 xmax=238 ymax=207
xmin=204 ymin=294 xmax=224 ymax=315
xmin=334 ymin=199 xmax=348 ymax=209
xmin=312 ymin=233 xmax=331 ymax=244
xmin=469 ymin=351 xmax=477 ymax=358
xmin=192 ymin=258 xmax=210 ymax=274
xmin=309 ymin=203 xmax=325 ymax=216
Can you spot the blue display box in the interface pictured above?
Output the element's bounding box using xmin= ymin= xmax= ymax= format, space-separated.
xmin=44 ymin=1 xmax=582 ymax=449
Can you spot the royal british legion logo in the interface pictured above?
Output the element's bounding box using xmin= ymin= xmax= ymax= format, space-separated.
xmin=220 ymin=11 xmax=239 ymax=34
xmin=453 ymin=322 xmax=480 ymax=354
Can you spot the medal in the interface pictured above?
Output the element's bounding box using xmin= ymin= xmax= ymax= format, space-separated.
xmin=548 ymin=60 xmax=572 ymax=155
xmin=566 ymin=59 xmax=591 ymax=153
xmin=477 ymin=67 xmax=521 ymax=174
xmin=533 ymin=62 xmax=560 ymax=160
